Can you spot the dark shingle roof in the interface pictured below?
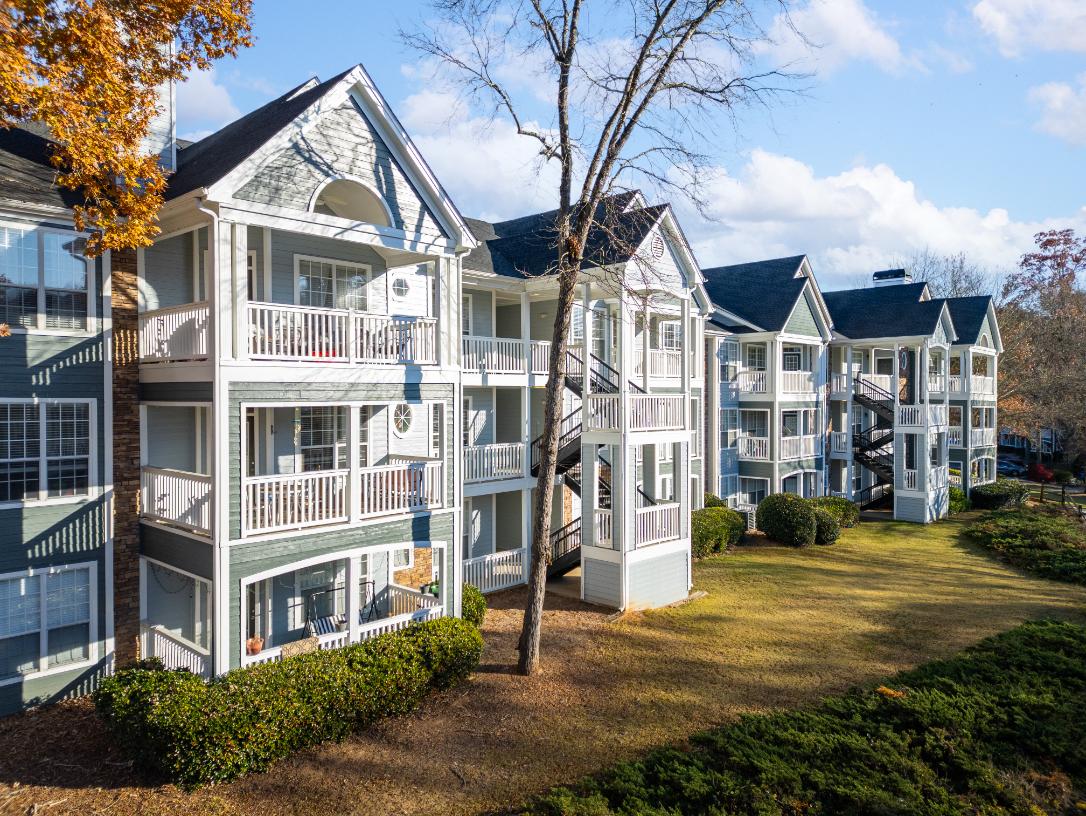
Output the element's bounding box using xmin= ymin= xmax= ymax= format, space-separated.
xmin=0 ymin=126 xmax=81 ymax=209
xmin=701 ymin=256 xmax=807 ymax=331
xmin=464 ymin=192 xmax=663 ymax=278
xmin=167 ymin=70 xmax=352 ymax=200
xmin=822 ymin=283 xmax=948 ymax=339
xmin=944 ymin=295 xmax=992 ymax=345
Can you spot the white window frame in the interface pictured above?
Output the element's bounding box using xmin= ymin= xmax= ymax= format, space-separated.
xmin=391 ymin=546 xmax=414 ymax=572
xmin=744 ymin=343 xmax=767 ymax=371
xmin=0 ymin=398 xmax=97 ymax=509
xmin=462 ymin=294 xmax=474 ymax=336
xmin=0 ymin=561 xmax=98 ymax=685
xmin=246 ymin=249 xmax=257 ymax=301
xmin=738 ymin=476 xmax=770 ymax=507
xmin=658 ymin=320 xmax=682 ymax=351
xmin=0 ymin=220 xmax=95 ymax=336
xmin=293 ymin=254 xmax=371 ymax=311
xmin=658 ymin=474 xmax=674 ymax=502
xmin=392 ymin=403 xmax=414 ymax=438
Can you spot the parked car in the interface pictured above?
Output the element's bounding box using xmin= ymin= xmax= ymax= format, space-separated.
xmin=997 ymin=460 xmax=1027 ymax=477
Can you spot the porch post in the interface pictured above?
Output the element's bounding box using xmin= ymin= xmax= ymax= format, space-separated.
xmin=521 ymin=386 xmax=531 ymax=478
xmin=232 ymin=223 xmax=248 ymax=362
xmin=347 ymin=556 xmax=361 ymax=644
xmin=641 ymin=299 xmax=650 ymax=392
xmin=348 ymin=405 xmax=361 ymax=524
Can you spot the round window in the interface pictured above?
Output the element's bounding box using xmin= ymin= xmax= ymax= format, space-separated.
xmin=393 ymin=403 xmax=413 ymax=435
xmin=650 ymin=233 xmax=665 ymax=259
xmin=392 ymin=277 xmax=410 ymax=298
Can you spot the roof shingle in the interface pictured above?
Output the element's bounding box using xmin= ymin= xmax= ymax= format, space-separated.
xmin=701 ymin=256 xmax=807 ymax=331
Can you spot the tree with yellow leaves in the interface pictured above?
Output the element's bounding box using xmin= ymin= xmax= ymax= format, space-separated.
xmin=0 ymin=0 xmax=253 ymax=255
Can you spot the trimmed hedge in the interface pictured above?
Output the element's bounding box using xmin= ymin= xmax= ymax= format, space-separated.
xmin=691 ymin=506 xmax=746 ymax=558
xmin=966 ymin=508 xmax=1086 ymax=585
xmin=812 ymin=507 xmax=841 ymax=546
xmin=518 ymin=620 xmax=1086 ymax=815
xmin=93 ymin=617 xmax=483 ymax=788
xmin=806 ymin=496 xmax=859 ymax=528
xmin=971 ymin=478 xmax=1030 ymax=510
xmin=949 ymin=485 xmax=970 ymax=514
xmin=461 ymin=583 xmax=487 ymax=628
xmin=703 ymin=492 xmax=728 ymax=508
xmin=756 ymin=493 xmax=817 ymax=547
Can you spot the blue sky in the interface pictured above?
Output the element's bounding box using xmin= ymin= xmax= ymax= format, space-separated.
xmin=176 ymin=0 xmax=1086 ymax=288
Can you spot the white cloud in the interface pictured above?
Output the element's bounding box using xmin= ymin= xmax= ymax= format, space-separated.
xmin=1030 ymin=74 xmax=1086 ymax=146
xmin=972 ymin=0 xmax=1086 ymax=56
xmin=761 ymin=0 xmax=915 ymax=76
xmin=671 ymin=150 xmax=1085 ymax=289
xmin=176 ymin=69 xmax=241 ymax=141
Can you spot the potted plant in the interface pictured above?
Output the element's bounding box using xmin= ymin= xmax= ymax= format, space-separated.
xmin=245 ymin=634 xmax=265 ymax=655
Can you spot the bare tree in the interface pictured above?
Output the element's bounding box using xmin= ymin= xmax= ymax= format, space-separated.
xmin=404 ymin=0 xmax=796 ymax=675
xmin=901 ymin=248 xmax=1002 ymax=299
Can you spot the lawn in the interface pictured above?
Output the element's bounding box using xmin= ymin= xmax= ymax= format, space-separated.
xmin=2 ymin=514 xmax=1085 ymax=815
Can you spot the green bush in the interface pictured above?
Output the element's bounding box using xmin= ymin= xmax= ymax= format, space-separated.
xmin=93 ymin=617 xmax=483 ymax=788
xmin=812 ymin=508 xmax=841 ymax=545
xmin=948 ymin=485 xmax=970 ymax=514
xmin=966 ymin=508 xmax=1086 ymax=584
xmin=971 ymin=478 xmax=1030 ymax=510
xmin=703 ymin=492 xmax=727 ymax=508
xmin=518 ymin=620 xmax=1086 ymax=815
xmin=1053 ymin=469 xmax=1075 ymax=485
xmin=806 ymin=496 xmax=859 ymax=528
xmin=691 ymin=506 xmax=746 ymax=558
xmin=461 ymin=583 xmax=487 ymax=628
xmin=756 ymin=493 xmax=817 ymax=547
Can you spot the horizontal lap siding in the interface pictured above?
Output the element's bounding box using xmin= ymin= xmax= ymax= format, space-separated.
xmin=269 ymin=230 xmax=388 ymax=308
xmin=628 ymin=550 xmax=688 ymax=609
xmin=583 ymin=559 xmax=621 ymax=608
xmin=234 ymin=99 xmax=447 ymax=242
xmin=143 ymin=232 xmax=197 ymax=311
xmin=494 ymin=491 xmax=523 ymax=551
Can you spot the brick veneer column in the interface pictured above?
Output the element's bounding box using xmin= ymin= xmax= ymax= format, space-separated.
xmin=110 ymin=248 xmax=142 ymax=664
xmin=398 ymin=547 xmax=434 ymax=590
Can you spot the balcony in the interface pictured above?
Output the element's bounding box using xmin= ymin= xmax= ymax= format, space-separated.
xmin=971 ymin=428 xmax=997 ymax=448
xmin=140 ymin=467 xmax=212 ymax=535
xmin=897 ymin=404 xmax=947 ymax=428
xmin=462 ymin=335 xmax=552 ymax=375
xmin=635 ymin=503 xmax=681 ymax=547
xmin=829 ymin=431 xmax=849 ymax=458
xmin=634 ymin=350 xmax=682 ymax=379
xmin=586 ymin=393 xmax=685 ymax=432
xmin=949 ymin=374 xmax=964 ymax=394
xmin=780 ymin=370 xmax=816 ymax=394
xmin=738 ymin=371 xmax=767 ymax=393
xmin=464 ymin=442 xmax=526 ymax=483
xmin=242 ymin=461 xmax=443 ymax=536
xmin=972 ymin=375 xmax=995 ymax=394
xmin=142 ymin=624 xmax=211 ymax=677
xmin=139 ymin=302 xmax=210 ymax=362
xmin=928 ymin=374 xmax=946 ymax=393
xmin=737 ymin=436 xmax=769 ymax=461
xmin=780 ymin=434 xmax=821 ymax=460
xmin=247 ymin=303 xmax=437 ymax=365
xmin=903 ymin=469 xmax=918 ymax=490
xmin=830 ymin=372 xmax=849 ymax=397
xmin=931 ymin=465 xmax=949 ymax=490
xmin=463 ymin=548 xmax=527 ymax=594
xmin=858 ymin=373 xmax=894 ymax=394
xmin=948 ymin=426 xmax=964 ymax=447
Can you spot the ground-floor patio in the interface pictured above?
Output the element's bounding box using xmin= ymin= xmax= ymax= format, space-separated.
xmin=1 ymin=514 xmax=1085 ymax=815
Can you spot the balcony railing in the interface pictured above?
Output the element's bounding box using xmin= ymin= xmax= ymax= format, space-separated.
xmin=247 ymin=302 xmax=437 ymax=364
xmin=830 ymin=372 xmax=849 ymax=396
xmin=928 ymin=404 xmax=948 ymax=427
xmin=387 ymin=584 xmax=441 ymax=617
xmin=358 ymin=461 xmax=444 ymax=519
xmin=928 ymin=374 xmax=946 ymax=393
xmin=629 ymin=394 xmax=685 ymax=430
xmin=464 ymin=443 xmax=525 ymax=483
xmin=949 ymin=374 xmax=964 ymax=394
xmin=140 ymin=467 xmax=212 ymax=535
xmin=931 ymin=465 xmax=949 ymax=490
xmin=635 ymin=502 xmax=681 ymax=547
xmin=530 ymin=340 xmax=551 ymax=374
xmin=781 ymin=370 xmax=816 ymax=394
xmin=829 ymin=431 xmax=849 ymax=454
xmin=903 ymin=469 xmax=918 ymax=490
xmin=737 ymin=436 xmax=769 ymax=461
xmin=143 ymin=625 xmax=211 ymax=677
xmin=587 ymin=394 xmax=620 ymax=430
xmin=897 ymin=404 xmax=948 ymax=427
xmin=972 ymin=375 xmax=995 ymax=394
xmin=139 ymin=302 xmax=210 ymax=362
xmin=738 ymin=370 xmax=767 ymax=393
xmin=634 ymin=350 xmax=682 ymax=379
xmin=858 ymin=373 xmax=894 ymax=393
xmin=595 ymin=510 xmax=613 ymax=546
xmin=780 ymin=434 xmax=822 ymax=460
xmin=971 ymin=428 xmax=997 ymax=447
xmin=462 ymin=335 xmax=524 ymax=373
xmin=948 ymin=426 xmax=964 ymax=447
xmin=463 ymin=548 xmax=527 ymax=594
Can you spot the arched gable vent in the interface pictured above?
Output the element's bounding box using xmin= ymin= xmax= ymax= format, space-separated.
xmin=311 ymin=179 xmax=393 ymax=227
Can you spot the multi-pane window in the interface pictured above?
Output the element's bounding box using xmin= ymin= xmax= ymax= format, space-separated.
xmin=0 ymin=565 xmax=93 ymax=680
xmin=719 ymin=340 xmax=739 ymax=383
xmin=430 ymin=403 xmax=443 ymax=458
xmin=462 ymin=295 xmax=473 ymax=336
xmin=658 ymin=321 xmax=681 ymax=351
xmin=0 ymin=401 xmax=91 ymax=503
xmin=0 ymin=226 xmax=89 ymax=330
xmin=298 ymin=407 xmax=347 ymax=471
xmin=720 ymin=408 xmax=738 ymax=448
xmin=744 ymin=343 xmax=767 ymax=371
xmin=782 ymin=345 xmax=803 ymax=371
xmin=297 ymin=257 xmax=368 ymax=311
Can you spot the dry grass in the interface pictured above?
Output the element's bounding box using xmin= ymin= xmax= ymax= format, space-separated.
xmin=1 ymin=514 xmax=1085 ymax=816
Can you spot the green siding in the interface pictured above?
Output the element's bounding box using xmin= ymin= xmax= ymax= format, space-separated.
xmin=785 ymin=290 xmax=821 ymax=337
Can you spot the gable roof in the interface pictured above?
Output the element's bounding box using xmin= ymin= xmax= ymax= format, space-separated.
xmin=463 ymin=192 xmax=664 ymax=278
xmin=822 ymin=283 xmax=950 ymax=339
xmin=700 ymin=255 xmax=808 ymax=332
xmin=167 ymin=70 xmax=352 ymax=201
xmin=0 ymin=126 xmax=82 ymax=210
xmin=944 ymin=295 xmax=994 ymax=346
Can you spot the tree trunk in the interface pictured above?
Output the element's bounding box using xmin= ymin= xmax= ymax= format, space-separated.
xmin=517 ymin=266 xmax=580 ymax=675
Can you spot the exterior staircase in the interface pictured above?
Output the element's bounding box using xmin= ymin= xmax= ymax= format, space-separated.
xmin=851 ymin=378 xmax=896 ymax=508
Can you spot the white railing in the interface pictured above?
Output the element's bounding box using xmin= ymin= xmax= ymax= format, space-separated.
xmin=903 ymin=469 xmax=918 ymax=490
xmin=595 ymin=510 xmax=613 ymax=546
xmin=928 ymin=374 xmax=946 ymax=393
xmin=781 ymin=370 xmax=815 ymax=394
xmin=629 ymin=394 xmax=685 ymax=430
xmin=140 ymin=467 xmax=212 ymax=535
xmin=949 ymin=375 xmax=964 ymax=393
xmin=780 ymin=434 xmax=821 ymax=460
xmin=737 ymin=436 xmax=769 ymax=460
xmin=830 ymin=372 xmax=849 ymax=395
xmin=145 ymin=625 xmax=211 ymax=677
xmin=464 ymin=443 xmax=526 ymax=483
xmin=464 ymin=548 xmax=527 ymax=594
xmin=738 ymin=370 xmax=768 ymax=393
xmin=462 ymin=335 xmax=524 ymax=373
xmin=636 ymin=503 xmax=681 ymax=547
xmin=242 ymin=606 xmax=444 ymax=667
xmin=830 ymin=431 xmax=849 ymax=454
xmin=928 ymin=404 xmax=948 ymax=427
xmin=530 ymin=341 xmax=551 ymax=375
xmin=635 ymin=350 xmax=682 ymax=379
xmin=243 ymin=469 xmax=349 ymax=534
xmin=971 ymin=428 xmax=996 ymax=448
xmin=972 ymin=375 xmax=995 ymax=394
xmin=931 ymin=466 xmax=949 ymax=490
xmin=949 ymin=470 xmax=962 ymax=487
xmin=897 ymin=405 xmax=923 ymax=426
xmin=948 ymin=427 xmax=964 ymax=447
xmin=387 ymin=584 xmax=441 ymax=617
xmin=859 ymin=373 xmax=894 ymax=393
xmin=588 ymin=394 xmax=620 ymax=430
xmin=247 ymin=302 xmax=436 ymax=364
xmin=139 ymin=302 xmax=210 ymax=362
xmin=359 ymin=461 xmax=444 ymax=519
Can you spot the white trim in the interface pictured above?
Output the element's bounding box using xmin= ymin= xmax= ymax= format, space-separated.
xmin=292 ymin=253 xmax=372 ymax=309
xmin=306 ymin=174 xmax=397 ymax=228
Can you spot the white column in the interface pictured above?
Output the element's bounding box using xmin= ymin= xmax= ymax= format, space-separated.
xmin=641 ymin=299 xmax=650 ymax=392
xmin=520 ymin=292 xmax=530 ymax=374
xmin=347 ymin=556 xmax=361 ymax=644
xmin=522 ymin=489 xmax=532 ymax=582
xmin=232 ymin=223 xmax=248 ymax=362
xmin=521 ymin=386 xmax=531 ymax=478
xmin=348 ymin=405 xmax=361 ymax=524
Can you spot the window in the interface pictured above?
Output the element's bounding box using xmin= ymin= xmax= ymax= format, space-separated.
xmin=739 ymin=477 xmax=768 ymax=507
xmin=391 ymin=276 xmax=410 ymax=299
xmin=949 ymin=354 xmax=961 ymax=375
xmin=720 ymin=339 xmax=739 ymax=383
xmin=296 ymin=256 xmax=368 ymax=311
xmin=430 ymin=403 xmax=443 ymax=457
xmin=358 ymin=406 xmax=372 ymax=468
xmin=657 ymin=443 xmax=673 ymax=463
xmin=0 ymin=401 xmax=92 ymax=504
xmin=782 ymin=345 xmax=803 ymax=371
xmin=0 ymin=564 xmax=94 ymax=681
xmin=570 ymin=303 xmax=584 ymax=345
xmin=658 ymin=321 xmax=681 ymax=351
xmin=0 ymin=225 xmax=90 ymax=331
xmin=658 ymin=475 xmax=674 ymax=502
xmin=392 ymin=547 xmax=413 ymax=571
xmin=462 ymin=295 xmax=473 ymax=336
xmin=393 ymin=403 xmax=413 ymax=436
xmin=298 ymin=407 xmax=346 ymax=471
xmin=744 ymin=343 xmax=766 ymax=371
xmin=720 ymin=408 xmax=738 ymax=448
xmin=949 ymin=405 xmax=962 ymax=428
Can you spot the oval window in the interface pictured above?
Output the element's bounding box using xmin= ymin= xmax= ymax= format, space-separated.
xmin=393 ymin=403 xmax=413 ymax=435
xmin=392 ymin=277 xmax=410 ymax=298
